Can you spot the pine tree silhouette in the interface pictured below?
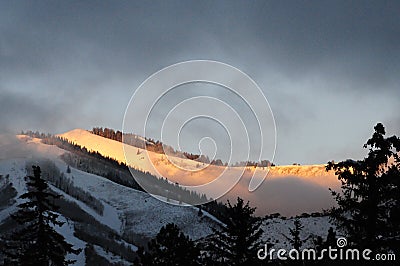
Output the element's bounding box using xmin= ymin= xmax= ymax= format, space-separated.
xmin=313 ymin=227 xmax=338 ymax=265
xmin=325 ymin=227 xmax=336 ymax=247
xmin=136 ymin=223 xmax=200 ymax=265
xmin=285 ymin=218 xmax=305 ymax=252
xmin=3 ymin=166 xmax=80 ymax=265
xmin=207 ymin=197 xmax=264 ymax=265
xmin=326 ymin=123 xmax=400 ymax=252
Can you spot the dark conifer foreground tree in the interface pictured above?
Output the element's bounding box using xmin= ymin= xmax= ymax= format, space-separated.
xmin=3 ymin=166 xmax=80 ymax=265
xmin=136 ymin=223 xmax=200 ymax=265
xmin=326 ymin=123 xmax=400 ymax=252
xmin=284 ymin=218 xmax=306 ymax=252
xmin=207 ymin=197 xmax=264 ymax=265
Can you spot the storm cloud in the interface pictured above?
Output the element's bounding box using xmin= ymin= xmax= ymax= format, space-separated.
xmin=0 ymin=0 xmax=399 ymax=164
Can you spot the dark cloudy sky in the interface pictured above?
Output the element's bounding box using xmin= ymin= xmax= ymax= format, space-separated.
xmin=1 ymin=0 xmax=399 ymax=165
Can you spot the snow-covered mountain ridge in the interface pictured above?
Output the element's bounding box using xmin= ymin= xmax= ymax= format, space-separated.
xmin=58 ymin=129 xmax=340 ymax=216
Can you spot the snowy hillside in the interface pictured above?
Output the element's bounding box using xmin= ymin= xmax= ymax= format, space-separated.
xmin=59 ymin=129 xmax=340 ymax=216
xmin=56 ymin=162 xmax=215 ymax=240
xmin=0 ymin=135 xmax=220 ymax=264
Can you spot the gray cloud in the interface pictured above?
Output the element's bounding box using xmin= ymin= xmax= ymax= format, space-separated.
xmin=0 ymin=90 xmax=73 ymax=134
xmin=0 ymin=0 xmax=399 ymax=164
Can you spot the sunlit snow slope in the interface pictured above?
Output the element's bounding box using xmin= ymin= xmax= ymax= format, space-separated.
xmin=59 ymin=129 xmax=340 ymax=216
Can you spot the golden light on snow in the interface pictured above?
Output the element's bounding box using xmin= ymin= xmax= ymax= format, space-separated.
xmin=57 ymin=129 xmax=340 ymax=215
